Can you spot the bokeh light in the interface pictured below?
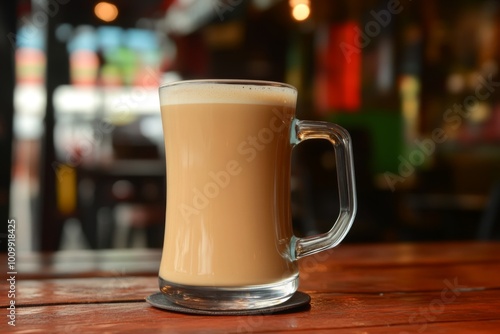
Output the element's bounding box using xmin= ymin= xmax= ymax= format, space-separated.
xmin=94 ymin=2 xmax=119 ymax=23
xmin=291 ymin=3 xmax=310 ymax=21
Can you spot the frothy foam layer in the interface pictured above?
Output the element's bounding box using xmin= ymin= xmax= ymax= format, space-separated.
xmin=160 ymin=81 xmax=297 ymax=106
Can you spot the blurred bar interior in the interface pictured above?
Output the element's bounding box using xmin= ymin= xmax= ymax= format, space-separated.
xmin=2 ymin=0 xmax=500 ymax=252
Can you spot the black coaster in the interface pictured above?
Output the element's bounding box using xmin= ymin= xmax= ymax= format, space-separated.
xmin=146 ymin=291 xmax=311 ymax=316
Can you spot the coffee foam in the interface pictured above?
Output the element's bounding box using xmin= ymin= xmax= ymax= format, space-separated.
xmin=160 ymin=81 xmax=297 ymax=107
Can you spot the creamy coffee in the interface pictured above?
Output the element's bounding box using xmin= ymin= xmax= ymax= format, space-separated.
xmin=159 ymin=83 xmax=298 ymax=286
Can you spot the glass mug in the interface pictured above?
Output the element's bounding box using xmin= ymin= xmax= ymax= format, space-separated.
xmin=158 ymin=80 xmax=356 ymax=310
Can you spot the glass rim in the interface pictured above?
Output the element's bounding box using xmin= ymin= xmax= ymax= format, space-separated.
xmin=159 ymin=79 xmax=297 ymax=92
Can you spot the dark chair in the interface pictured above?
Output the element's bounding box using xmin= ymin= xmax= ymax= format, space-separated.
xmin=77 ymin=117 xmax=165 ymax=249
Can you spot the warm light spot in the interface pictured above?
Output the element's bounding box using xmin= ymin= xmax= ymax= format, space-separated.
xmin=289 ymin=0 xmax=309 ymax=7
xmin=292 ymin=4 xmax=310 ymax=21
xmin=94 ymin=2 xmax=119 ymax=23
xmin=469 ymin=102 xmax=491 ymax=123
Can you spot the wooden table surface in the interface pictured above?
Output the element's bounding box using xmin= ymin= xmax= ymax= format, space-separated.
xmin=2 ymin=241 xmax=500 ymax=333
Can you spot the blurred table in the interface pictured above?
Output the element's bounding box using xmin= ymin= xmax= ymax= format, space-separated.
xmin=76 ymin=159 xmax=165 ymax=249
xmin=2 ymin=242 xmax=500 ymax=333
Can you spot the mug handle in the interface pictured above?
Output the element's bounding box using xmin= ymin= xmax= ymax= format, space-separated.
xmin=290 ymin=119 xmax=357 ymax=260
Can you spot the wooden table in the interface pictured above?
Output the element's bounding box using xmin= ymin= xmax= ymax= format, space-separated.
xmin=2 ymin=241 xmax=500 ymax=333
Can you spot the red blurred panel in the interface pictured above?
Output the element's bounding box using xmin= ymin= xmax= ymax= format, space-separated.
xmin=315 ymin=22 xmax=361 ymax=113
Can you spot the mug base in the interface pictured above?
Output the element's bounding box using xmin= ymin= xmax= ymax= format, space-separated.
xmin=159 ymin=275 xmax=299 ymax=311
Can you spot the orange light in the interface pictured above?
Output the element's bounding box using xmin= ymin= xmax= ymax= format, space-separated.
xmin=289 ymin=0 xmax=309 ymax=7
xmin=292 ymin=4 xmax=310 ymax=21
xmin=94 ymin=2 xmax=119 ymax=23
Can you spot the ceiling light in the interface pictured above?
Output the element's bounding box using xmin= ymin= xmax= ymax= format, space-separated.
xmin=292 ymin=3 xmax=310 ymax=21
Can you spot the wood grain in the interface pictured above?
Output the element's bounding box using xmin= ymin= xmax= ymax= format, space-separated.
xmin=4 ymin=261 xmax=500 ymax=307
xmin=4 ymin=290 xmax=499 ymax=333
xmin=1 ymin=241 xmax=499 ymax=333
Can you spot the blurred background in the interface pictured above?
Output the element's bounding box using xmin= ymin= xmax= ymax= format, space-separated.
xmin=1 ymin=0 xmax=500 ymax=253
